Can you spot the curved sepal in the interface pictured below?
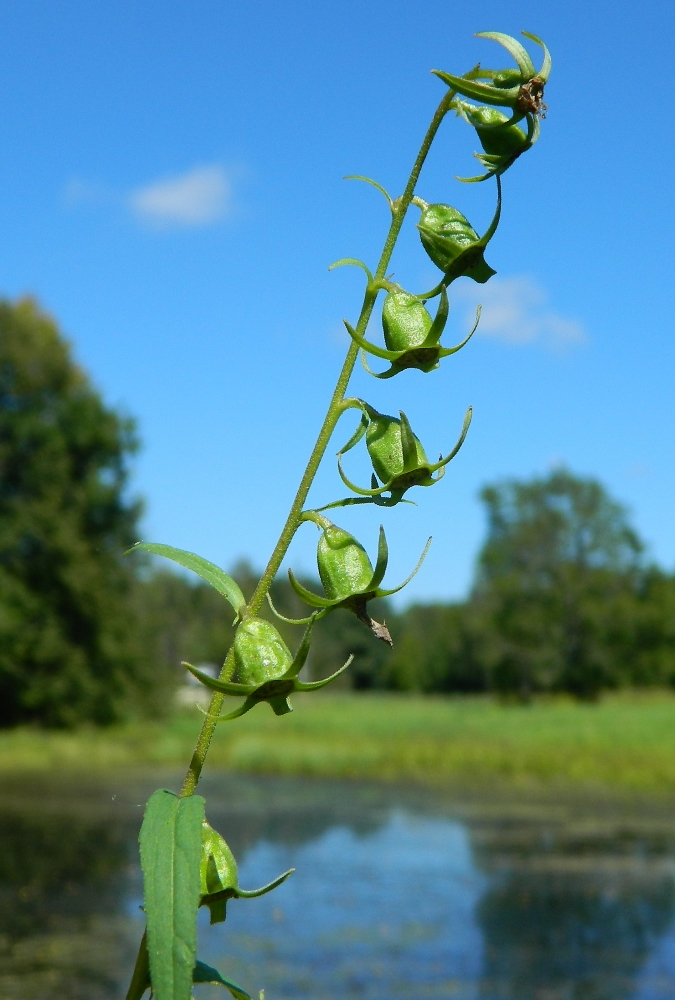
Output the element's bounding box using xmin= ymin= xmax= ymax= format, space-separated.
xmin=344 ymin=320 xmax=401 ymax=361
xmin=265 ymin=592 xmax=318 ymax=625
xmin=337 ymin=405 xmax=369 ymax=456
xmin=433 ymin=69 xmax=520 ymax=106
xmin=282 ymin=617 xmax=317 ymax=679
xmin=202 ymin=696 xmax=258 ymax=723
xmin=183 ymin=663 xmax=250 ymax=696
xmin=235 ymin=868 xmax=295 ymax=899
xmin=337 ymin=454 xmax=389 ymax=497
xmin=437 ymin=306 xmax=481 ymax=357
xmin=400 ymin=411 xmax=420 ymax=471
xmin=369 ymin=525 xmax=389 ymax=589
xmin=421 ymin=285 xmax=450 ymax=347
xmin=443 ymin=176 xmax=501 ymax=278
xmin=288 ymin=569 xmax=339 ymax=608
xmin=295 ymin=655 xmax=354 ymax=691
xmin=477 ymin=31 xmax=535 ymax=78
xmin=520 ymin=31 xmax=551 ymax=82
xmin=428 ymin=407 xmax=473 ymax=473
xmin=377 ymin=536 xmax=432 ymax=597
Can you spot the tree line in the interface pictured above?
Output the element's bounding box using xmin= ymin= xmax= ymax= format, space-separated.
xmin=1 ymin=298 xmax=674 ymax=726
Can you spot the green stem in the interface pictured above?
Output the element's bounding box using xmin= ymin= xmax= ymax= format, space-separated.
xmin=179 ymin=89 xmax=454 ymax=799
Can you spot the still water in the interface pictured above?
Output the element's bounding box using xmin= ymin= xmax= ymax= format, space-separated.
xmin=1 ymin=772 xmax=675 ymax=999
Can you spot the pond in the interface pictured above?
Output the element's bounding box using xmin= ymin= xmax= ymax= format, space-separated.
xmin=1 ymin=772 xmax=675 ymax=999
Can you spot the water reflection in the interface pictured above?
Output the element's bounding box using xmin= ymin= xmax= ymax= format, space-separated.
xmin=1 ymin=774 xmax=675 ymax=999
xmin=472 ymin=815 xmax=675 ymax=1000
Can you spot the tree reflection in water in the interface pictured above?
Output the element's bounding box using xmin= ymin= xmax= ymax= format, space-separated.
xmin=473 ymin=812 xmax=675 ymax=1000
xmin=1 ymin=776 xmax=675 ymax=999
xmin=0 ymin=792 xmax=135 ymax=999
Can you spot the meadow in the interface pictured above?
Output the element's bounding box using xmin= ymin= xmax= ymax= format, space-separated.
xmin=2 ymin=690 xmax=675 ymax=794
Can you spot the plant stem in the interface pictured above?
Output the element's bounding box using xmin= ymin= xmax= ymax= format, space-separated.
xmin=179 ymin=90 xmax=454 ymax=798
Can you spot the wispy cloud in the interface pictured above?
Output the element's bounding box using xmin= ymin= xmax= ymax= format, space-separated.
xmin=454 ymin=275 xmax=586 ymax=350
xmin=128 ymin=165 xmax=231 ymax=228
xmin=61 ymin=178 xmax=112 ymax=207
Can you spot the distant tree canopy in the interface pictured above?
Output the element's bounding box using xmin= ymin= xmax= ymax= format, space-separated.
xmin=474 ymin=470 xmax=649 ymax=698
xmin=103 ymin=472 xmax=675 ymax=706
xmin=384 ymin=470 xmax=675 ymax=700
xmin=0 ymin=298 xmax=162 ymax=725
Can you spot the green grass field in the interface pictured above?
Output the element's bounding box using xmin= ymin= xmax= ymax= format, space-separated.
xmin=3 ymin=691 xmax=675 ymax=793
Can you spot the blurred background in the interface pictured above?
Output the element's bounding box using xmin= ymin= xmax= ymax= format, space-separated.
xmin=2 ymin=1 xmax=675 ymax=998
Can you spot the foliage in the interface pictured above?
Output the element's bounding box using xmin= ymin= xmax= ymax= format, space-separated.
xmin=472 ymin=469 xmax=668 ymax=698
xmin=0 ymin=297 xmax=165 ymax=726
xmin=7 ymin=692 xmax=675 ymax=794
xmin=385 ymin=602 xmax=486 ymax=693
xmin=135 ymin=469 xmax=675 ymax=703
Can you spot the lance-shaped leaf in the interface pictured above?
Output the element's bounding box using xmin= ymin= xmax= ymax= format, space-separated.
xmin=193 ymin=961 xmax=251 ymax=1000
xmin=139 ymin=789 xmax=205 ymax=1000
xmin=123 ymin=941 xmax=252 ymax=1000
xmin=125 ymin=931 xmax=150 ymax=1000
xmin=127 ymin=542 xmax=246 ymax=615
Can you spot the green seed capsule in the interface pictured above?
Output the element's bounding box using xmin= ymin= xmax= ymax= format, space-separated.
xmin=418 ymin=204 xmax=496 ymax=283
xmin=493 ymin=68 xmax=522 ymax=89
xmin=233 ymin=618 xmax=292 ymax=685
xmin=317 ymin=520 xmax=375 ymax=601
xmin=200 ymin=820 xmax=293 ymax=924
xmin=464 ymin=105 xmax=528 ymax=156
xmin=381 ymin=288 xmax=433 ymax=352
xmin=366 ymin=411 xmax=429 ymax=485
xmin=201 ymin=821 xmax=238 ymax=898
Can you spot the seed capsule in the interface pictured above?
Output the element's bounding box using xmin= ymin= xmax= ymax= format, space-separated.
xmin=185 ymin=615 xmax=353 ymax=720
xmin=317 ymin=520 xmax=374 ymax=601
xmin=336 ymin=402 xmax=473 ymax=505
xmin=432 ymin=30 xmax=551 ymax=119
xmin=366 ymin=409 xmax=429 ymax=486
xmin=381 ymin=288 xmax=433 ymax=352
xmin=344 ymin=285 xmax=478 ymax=379
xmin=200 ymin=820 xmax=293 ymax=924
xmin=463 ymin=104 xmax=529 ymax=156
xmin=233 ymin=617 xmax=292 ymax=685
xmin=286 ymin=512 xmax=431 ymax=646
xmin=418 ymin=203 xmax=496 ymax=283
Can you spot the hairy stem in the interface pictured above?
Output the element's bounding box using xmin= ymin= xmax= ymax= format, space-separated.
xmin=179 ymin=90 xmax=454 ymax=799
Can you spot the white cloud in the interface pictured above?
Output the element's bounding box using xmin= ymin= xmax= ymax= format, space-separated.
xmin=453 ymin=275 xmax=586 ymax=350
xmin=129 ymin=165 xmax=231 ymax=228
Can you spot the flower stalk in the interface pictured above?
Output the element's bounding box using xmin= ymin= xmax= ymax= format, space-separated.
xmin=125 ymin=31 xmax=551 ymax=1000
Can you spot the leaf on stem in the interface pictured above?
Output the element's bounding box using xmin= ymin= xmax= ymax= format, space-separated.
xmin=193 ymin=960 xmax=251 ymax=1000
xmin=139 ymin=789 xmax=205 ymax=1000
xmin=128 ymin=543 xmax=246 ymax=614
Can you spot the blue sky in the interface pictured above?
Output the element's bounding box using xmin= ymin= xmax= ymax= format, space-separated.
xmin=1 ymin=0 xmax=673 ymax=605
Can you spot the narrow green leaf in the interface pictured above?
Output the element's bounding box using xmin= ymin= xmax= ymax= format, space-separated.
xmin=140 ymin=789 xmax=205 ymax=1000
xmin=193 ymin=960 xmax=251 ymax=1000
xmin=125 ymin=931 xmax=151 ymax=1000
xmin=128 ymin=543 xmax=246 ymax=613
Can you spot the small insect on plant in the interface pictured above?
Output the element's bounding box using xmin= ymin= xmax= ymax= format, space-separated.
xmin=124 ymin=29 xmax=551 ymax=1000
